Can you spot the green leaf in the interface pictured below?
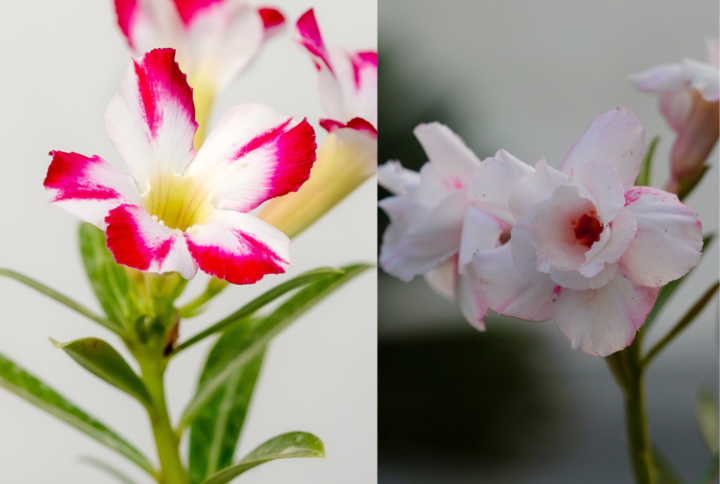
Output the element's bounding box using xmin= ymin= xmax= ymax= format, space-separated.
xmin=636 ymin=135 xmax=659 ymax=187
xmin=643 ymin=234 xmax=715 ymax=333
xmin=50 ymin=337 xmax=152 ymax=409
xmin=200 ymin=432 xmax=325 ymax=484
xmin=0 ymin=268 xmax=117 ymax=334
xmin=173 ymin=267 xmax=347 ymax=355
xmin=79 ymin=456 xmax=139 ymax=484
xmin=79 ymin=222 xmax=141 ymax=328
xmin=178 ymin=263 xmax=372 ymax=431
xmin=0 ymin=351 xmax=155 ymax=476
xmin=653 ymin=445 xmax=685 ymax=484
xmin=696 ymin=388 xmax=719 ymax=454
xmin=677 ymin=164 xmax=710 ymax=202
xmin=644 ymin=280 xmax=719 ymax=366
xmin=189 ymin=333 xmax=265 ymax=483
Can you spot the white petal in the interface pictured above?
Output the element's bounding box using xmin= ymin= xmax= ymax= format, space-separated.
xmin=457 ymin=265 xmax=489 ymax=331
xmin=458 ymin=206 xmax=504 ymax=268
xmin=659 ymin=89 xmax=693 ymax=132
xmin=469 ymin=149 xmax=533 ymax=224
xmin=571 ymin=160 xmax=625 ymax=223
xmin=560 ymin=107 xmax=646 ymax=191
xmin=620 ymin=187 xmax=703 ymax=287
xmin=555 ymin=272 xmax=659 ymax=357
xmin=423 ymin=257 xmax=457 ymax=300
xmin=378 ymin=160 xmax=420 ymax=196
xmin=549 ymin=262 xmax=618 ymax=291
xmin=629 ymin=63 xmax=689 ymax=92
xmin=473 ymin=244 xmax=558 ymax=321
xmin=682 ymin=58 xmax=720 ymax=102
xmin=413 ymin=123 xmax=481 ymax=183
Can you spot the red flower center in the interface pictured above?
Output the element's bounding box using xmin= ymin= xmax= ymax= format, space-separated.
xmin=573 ymin=212 xmax=603 ymax=248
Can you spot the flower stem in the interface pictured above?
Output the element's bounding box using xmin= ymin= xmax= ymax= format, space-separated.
xmin=616 ymin=336 xmax=656 ymax=484
xmin=138 ymin=355 xmax=188 ymax=484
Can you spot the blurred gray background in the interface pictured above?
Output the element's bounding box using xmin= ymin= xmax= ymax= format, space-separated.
xmin=378 ymin=1 xmax=719 ymax=483
xmin=0 ymin=1 xmax=376 ymax=483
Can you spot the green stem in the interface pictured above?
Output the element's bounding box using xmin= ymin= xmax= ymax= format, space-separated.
xmin=138 ymin=356 xmax=188 ymax=484
xmin=618 ymin=337 xmax=656 ymax=484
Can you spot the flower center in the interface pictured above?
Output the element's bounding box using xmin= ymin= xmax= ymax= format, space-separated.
xmin=142 ymin=172 xmax=213 ymax=231
xmin=572 ymin=212 xmax=603 ymax=248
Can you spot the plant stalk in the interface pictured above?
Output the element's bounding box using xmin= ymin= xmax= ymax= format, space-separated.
xmin=139 ymin=356 xmax=188 ymax=484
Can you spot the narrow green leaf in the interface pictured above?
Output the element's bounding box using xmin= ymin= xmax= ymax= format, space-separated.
xmin=79 ymin=222 xmax=140 ymax=328
xmin=189 ymin=338 xmax=265 ymax=483
xmin=636 ymin=135 xmax=659 ymax=187
xmin=79 ymin=456 xmax=139 ymax=484
xmin=677 ymin=164 xmax=710 ymax=201
xmin=643 ymin=234 xmax=715 ymax=332
xmin=50 ymin=337 xmax=152 ymax=409
xmin=696 ymin=388 xmax=719 ymax=454
xmin=0 ymin=352 xmax=155 ymax=476
xmin=644 ymin=281 xmax=719 ymax=366
xmin=180 ymin=278 xmax=230 ymax=319
xmin=178 ymin=264 xmax=372 ymax=431
xmin=0 ymin=268 xmax=117 ymax=334
xmin=200 ymin=432 xmax=325 ymax=484
xmin=653 ymin=445 xmax=685 ymax=484
xmin=173 ymin=267 xmax=347 ymax=355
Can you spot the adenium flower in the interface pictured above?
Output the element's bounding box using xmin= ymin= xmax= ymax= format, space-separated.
xmin=629 ymin=38 xmax=720 ymax=193
xmin=471 ymin=108 xmax=703 ymax=356
xmin=259 ymin=9 xmax=377 ymax=238
xmin=378 ymin=123 xmax=505 ymax=330
xmin=114 ymin=0 xmax=286 ymax=144
xmin=44 ymin=48 xmax=316 ymax=285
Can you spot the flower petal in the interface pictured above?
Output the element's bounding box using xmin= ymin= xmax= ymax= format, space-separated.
xmin=379 ymin=190 xmax=466 ymax=281
xmin=508 ymin=158 xmax=575 ymax=221
xmin=44 ymin=151 xmax=142 ymax=229
xmin=320 ymin=117 xmax=377 ymax=139
xmin=555 ymin=272 xmax=659 ymax=357
xmin=473 ymin=244 xmax=558 ymax=321
xmin=105 ymin=204 xmax=197 ymax=279
xmin=659 ymin=89 xmax=693 ymax=132
xmin=458 ymin=206 xmax=504 ymax=268
xmin=186 ymin=209 xmax=290 ymax=285
xmin=629 ymin=63 xmax=689 ymax=92
xmin=295 ymin=9 xmax=344 ymax=121
xmin=682 ymin=58 xmax=720 ymax=102
xmin=378 ymin=160 xmax=420 ymax=196
xmin=469 ymin=149 xmax=534 ymax=224
xmin=186 ymin=104 xmax=316 ymax=213
xmin=413 ymin=122 xmax=481 ymax=184
xmin=258 ymin=7 xmax=285 ymax=38
xmin=328 ymin=48 xmax=378 ymax=126
xmin=105 ymin=48 xmax=197 ymax=192
xmin=560 ymin=108 xmax=646 ymax=191
xmin=180 ymin=1 xmax=265 ymax=91
xmin=114 ymin=0 xmax=179 ymax=53
xmin=457 ymin=265 xmax=489 ymax=331
xmin=581 ymin=207 xmax=637 ymax=276
xmin=620 ymin=187 xmax=703 ymax=286
xmin=571 ymin=160 xmax=625 ymax=223
xmin=423 ymin=257 xmax=456 ymax=300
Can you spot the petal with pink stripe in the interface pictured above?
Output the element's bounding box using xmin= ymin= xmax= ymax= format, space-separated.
xmin=105 ymin=204 xmax=197 ymax=279
xmin=620 ymin=187 xmax=703 ymax=287
xmin=105 ymin=48 xmax=197 ymax=192
xmin=555 ymin=272 xmax=659 ymax=357
xmin=44 ymin=151 xmax=142 ymax=229
xmin=185 ymin=209 xmax=290 ymax=285
xmin=186 ymin=104 xmax=316 ymax=213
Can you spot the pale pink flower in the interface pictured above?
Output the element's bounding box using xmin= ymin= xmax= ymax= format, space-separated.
xmin=379 ymin=123 xmax=505 ymax=330
xmin=470 ymin=108 xmax=703 ymax=356
xmin=44 ymin=48 xmax=316 ymax=285
xmin=114 ymin=0 xmax=284 ymax=94
xmin=630 ymin=38 xmax=719 ymax=192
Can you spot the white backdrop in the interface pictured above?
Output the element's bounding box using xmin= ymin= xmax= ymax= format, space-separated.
xmin=0 ymin=1 xmax=377 ymax=483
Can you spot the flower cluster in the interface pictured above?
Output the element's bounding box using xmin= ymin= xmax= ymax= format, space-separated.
xmin=380 ymin=108 xmax=703 ymax=357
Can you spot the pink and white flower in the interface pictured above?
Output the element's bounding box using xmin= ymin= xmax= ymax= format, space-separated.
xmin=470 ymin=108 xmax=703 ymax=356
xmin=258 ymin=9 xmax=377 ymax=239
xmin=114 ymin=0 xmax=285 ymax=93
xmin=378 ymin=123 xmax=505 ymax=330
xmin=44 ymin=48 xmax=316 ymax=285
xmin=294 ymin=8 xmax=377 ymax=129
xmin=629 ymin=38 xmax=720 ymax=192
